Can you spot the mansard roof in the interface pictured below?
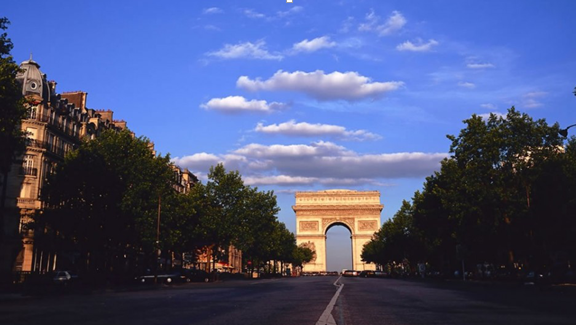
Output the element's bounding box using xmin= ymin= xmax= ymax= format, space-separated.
xmin=16 ymin=55 xmax=51 ymax=102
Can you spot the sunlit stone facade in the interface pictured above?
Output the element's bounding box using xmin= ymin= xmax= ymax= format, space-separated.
xmin=293 ymin=190 xmax=383 ymax=272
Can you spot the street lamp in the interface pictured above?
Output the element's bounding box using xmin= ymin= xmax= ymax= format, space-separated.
xmin=558 ymin=87 xmax=576 ymax=137
xmin=559 ymin=124 xmax=576 ymax=137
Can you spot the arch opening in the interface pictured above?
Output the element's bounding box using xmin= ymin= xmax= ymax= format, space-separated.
xmin=326 ymin=224 xmax=352 ymax=272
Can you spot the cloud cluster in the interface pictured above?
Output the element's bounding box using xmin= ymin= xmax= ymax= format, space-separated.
xmin=359 ymin=10 xmax=406 ymax=36
xmin=292 ymin=36 xmax=336 ymax=53
xmin=173 ymin=141 xmax=447 ymax=187
xmin=255 ymin=120 xmax=381 ymax=141
xmin=200 ymin=96 xmax=288 ymax=113
xmin=396 ymin=39 xmax=439 ymax=52
xmin=237 ymin=70 xmax=404 ymax=101
xmin=207 ymin=40 xmax=283 ymax=60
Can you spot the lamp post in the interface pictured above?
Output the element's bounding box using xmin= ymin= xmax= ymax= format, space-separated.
xmin=559 ymin=124 xmax=576 ymax=137
xmin=558 ymin=87 xmax=576 ymax=137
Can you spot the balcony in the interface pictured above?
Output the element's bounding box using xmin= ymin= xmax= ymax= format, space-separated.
xmin=16 ymin=198 xmax=41 ymax=209
xmin=19 ymin=167 xmax=38 ymax=176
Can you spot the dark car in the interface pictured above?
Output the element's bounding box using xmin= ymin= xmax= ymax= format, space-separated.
xmin=52 ymin=270 xmax=79 ymax=285
xmin=182 ymin=269 xmax=210 ymax=283
xmin=359 ymin=270 xmax=386 ymax=278
xmin=135 ymin=270 xmax=185 ymax=284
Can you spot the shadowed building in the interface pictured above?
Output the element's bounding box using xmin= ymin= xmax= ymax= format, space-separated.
xmin=0 ymin=57 xmax=197 ymax=278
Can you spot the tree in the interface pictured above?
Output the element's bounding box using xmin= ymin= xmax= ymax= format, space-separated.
xmin=39 ymin=129 xmax=178 ymax=277
xmin=192 ymin=164 xmax=250 ymax=272
xmin=291 ymin=244 xmax=314 ymax=269
xmin=402 ymin=107 xmax=570 ymax=276
xmin=361 ymin=200 xmax=424 ymax=269
xmin=0 ymin=17 xmax=26 ymax=284
xmin=0 ymin=19 xmax=26 ymax=235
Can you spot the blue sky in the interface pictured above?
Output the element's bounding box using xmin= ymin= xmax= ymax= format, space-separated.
xmin=4 ymin=0 xmax=576 ymax=271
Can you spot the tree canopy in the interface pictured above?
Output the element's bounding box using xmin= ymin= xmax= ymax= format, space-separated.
xmin=362 ymin=108 xmax=576 ymax=278
xmin=0 ymin=17 xmax=26 ymax=237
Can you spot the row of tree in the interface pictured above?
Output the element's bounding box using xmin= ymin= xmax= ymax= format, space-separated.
xmin=362 ymin=108 xmax=576 ymax=279
xmin=36 ymin=129 xmax=311 ymax=280
xmin=0 ymin=18 xmax=312 ymax=282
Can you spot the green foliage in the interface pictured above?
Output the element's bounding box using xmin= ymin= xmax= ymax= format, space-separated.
xmin=1 ymin=17 xmax=26 ymax=187
xmin=291 ymin=245 xmax=314 ymax=268
xmin=363 ymin=107 xmax=576 ymax=275
xmin=39 ymin=129 xmax=178 ymax=274
xmin=189 ymin=163 xmax=295 ymax=272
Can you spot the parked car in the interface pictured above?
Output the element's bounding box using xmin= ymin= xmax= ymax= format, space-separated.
xmin=359 ymin=270 xmax=386 ymax=278
xmin=343 ymin=270 xmax=359 ymax=277
xmin=182 ymin=269 xmax=210 ymax=283
xmin=52 ymin=270 xmax=78 ymax=285
xmin=135 ymin=271 xmax=185 ymax=284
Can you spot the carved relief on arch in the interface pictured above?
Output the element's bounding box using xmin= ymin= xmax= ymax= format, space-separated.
xmin=299 ymin=221 xmax=319 ymax=232
xmin=322 ymin=217 xmax=355 ymax=233
xmin=358 ymin=220 xmax=379 ymax=231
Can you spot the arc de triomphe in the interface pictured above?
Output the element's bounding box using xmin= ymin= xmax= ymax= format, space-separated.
xmin=293 ymin=190 xmax=383 ymax=272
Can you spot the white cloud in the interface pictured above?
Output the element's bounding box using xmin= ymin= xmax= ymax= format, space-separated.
xmin=396 ymin=39 xmax=439 ymax=52
xmin=244 ymin=9 xmax=266 ymax=19
xmin=207 ymin=40 xmax=283 ymax=60
xmin=173 ymin=141 xmax=447 ymax=187
xmin=380 ymin=10 xmax=407 ymax=35
xmin=458 ymin=81 xmax=476 ymax=89
xmin=237 ymin=70 xmax=404 ymax=101
xmin=173 ymin=153 xmax=221 ymax=169
xmin=480 ymin=103 xmax=497 ymax=110
xmin=521 ymin=91 xmax=547 ymax=108
xmin=255 ymin=120 xmax=381 ymax=141
xmin=292 ymin=36 xmax=337 ymax=53
xmin=467 ymin=62 xmax=495 ymax=69
xmin=359 ymin=10 xmax=406 ymax=36
xmin=200 ymin=96 xmax=288 ymax=113
xmin=277 ymin=6 xmax=303 ymax=17
xmin=203 ymin=7 xmax=223 ymax=14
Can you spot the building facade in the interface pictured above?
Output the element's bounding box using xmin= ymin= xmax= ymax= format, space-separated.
xmin=0 ymin=57 xmax=199 ymax=277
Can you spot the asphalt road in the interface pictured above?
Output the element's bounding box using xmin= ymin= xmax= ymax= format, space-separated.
xmin=1 ymin=276 xmax=575 ymax=325
xmin=335 ymin=276 xmax=576 ymax=325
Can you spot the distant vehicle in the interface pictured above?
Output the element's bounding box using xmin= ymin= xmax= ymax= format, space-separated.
xmin=182 ymin=269 xmax=210 ymax=283
xmin=52 ymin=271 xmax=78 ymax=285
xmin=343 ymin=270 xmax=359 ymax=277
xmin=359 ymin=270 xmax=386 ymax=278
xmin=135 ymin=271 xmax=185 ymax=284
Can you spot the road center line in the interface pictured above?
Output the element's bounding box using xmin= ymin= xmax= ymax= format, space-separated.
xmin=315 ymin=276 xmax=344 ymax=325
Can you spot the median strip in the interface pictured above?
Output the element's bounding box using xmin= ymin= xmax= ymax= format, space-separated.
xmin=315 ymin=276 xmax=344 ymax=325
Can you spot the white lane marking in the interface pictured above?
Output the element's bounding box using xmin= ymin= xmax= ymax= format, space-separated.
xmin=316 ymin=276 xmax=344 ymax=325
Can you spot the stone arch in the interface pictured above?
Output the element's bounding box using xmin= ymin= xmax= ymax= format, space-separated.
xmin=325 ymin=221 xmax=353 ymax=236
xmin=293 ymin=190 xmax=383 ymax=272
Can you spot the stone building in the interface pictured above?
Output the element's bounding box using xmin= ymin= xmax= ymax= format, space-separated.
xmin=0 ymin=57 xmax=198 ymax=277
xmin=0 ymin=57 xmax=133 ymax=275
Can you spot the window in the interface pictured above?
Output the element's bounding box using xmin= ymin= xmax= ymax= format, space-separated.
xmin=20 ymin=155 xmax=37 ymax=176
xmin=28 ymin=107 xmax=37 ymax=119
xmin=47 ymin=133 xmax=55 ymax=151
